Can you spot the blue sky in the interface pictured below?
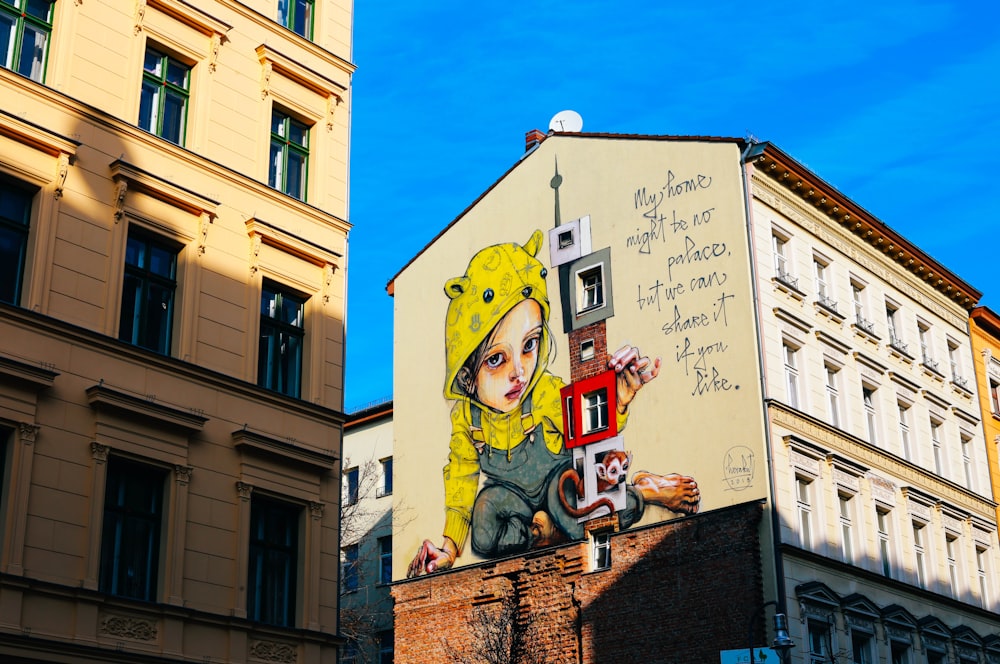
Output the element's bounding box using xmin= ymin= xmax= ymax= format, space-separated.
xmin=343 ymin=1 xmax=1000 ymax=412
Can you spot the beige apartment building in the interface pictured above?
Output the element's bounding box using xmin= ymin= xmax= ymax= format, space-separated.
xmin=0 ymin=1 xmax=353 ymax=662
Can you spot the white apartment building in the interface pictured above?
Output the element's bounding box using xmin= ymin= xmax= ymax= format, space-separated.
xmin=749 ymin=142 xmax=999 ymax=663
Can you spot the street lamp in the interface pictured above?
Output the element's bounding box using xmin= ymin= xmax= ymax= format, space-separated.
xmin=749 ymin=600 xmax=795 ymax=663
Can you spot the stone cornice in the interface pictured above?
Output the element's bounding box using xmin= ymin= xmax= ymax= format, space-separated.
xmin=747 ymin=143 xmax=979 ymax=311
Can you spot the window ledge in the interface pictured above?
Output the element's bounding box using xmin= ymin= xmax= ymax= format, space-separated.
xmin=87 ymin=384 xmax=207 ymax=433
xmin=813 ymin=299 xmax=845 ymax=322
xmin=772 ymin=276 xmax=805 ymax=301
xmin=232 ymin=428 xmax=337 ymax=472
xmin=0 ymin=354 xmax=59 ymax=392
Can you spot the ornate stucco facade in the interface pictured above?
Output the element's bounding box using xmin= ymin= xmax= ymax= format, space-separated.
xmin=969 ymin=308 xmax=1000 ymax=530
xmin=0 ymin=1 xmax=353 ymax=662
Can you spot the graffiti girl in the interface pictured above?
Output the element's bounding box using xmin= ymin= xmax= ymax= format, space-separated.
xmin=407 ymin=230 xmax=700 ymax=577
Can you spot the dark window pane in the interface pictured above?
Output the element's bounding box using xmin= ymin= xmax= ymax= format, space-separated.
xmin=258 ymin=283 xmax=305 ymax=397
xmin=99 ymin=458 xmax=164 ymax=601
xmin=248 ymin=497 xmax=299 ymax=627
xmin=119 ymin=233 xmax=177 ymax=354
xmin=138 ymin=83 xmax=158 ymax=133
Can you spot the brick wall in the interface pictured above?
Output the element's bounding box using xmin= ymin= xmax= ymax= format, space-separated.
xmin=568 ymin=321 xmax=608 ymax=382
xmin=393 ymin=500 xmax=765 ymax=663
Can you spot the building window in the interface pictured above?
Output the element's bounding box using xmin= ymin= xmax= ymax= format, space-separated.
xmin=269 ymin=110 xmax=309 ymax=200
xmin=345 ymin=466 xmax=359 ymax=505
xmin=886 ymin=302 xmax=903 ymax=349
xmin=378 ymin=536 xmax=392 ymax=584
xmin=927 ymin=649 xmax=946 ymax=664
xmin=582 ymin=388 xmax=608 ymax=433
xmin=890 ymin=640 xmax=912 ymax=664
xmin=813 ymin=257 xmax=829 ymax=299
xmin=862 ymin=386 xmax=878 ymax=445
xmin=796 ymin=477 xmax=813 ymax=548
xmin=897 ymin=403 xmax=911 ymax=460
xmin=807 ymin=619 xmax=831 ymax=664
xmin=342 ymin=641 xmax=359 ymax=664
xmin=0 ymin=0 xmax=53 ymax=82
xmin=378 ymin=630 xmax=394 ymax=664
xmin=592 ymin=530 xmax=611 ymax=570
xmin=772 ymin=233 xmax=789 ymax=278
xmin=278 ymin=0 xmax=313 ymax=39
xmin=119 ymin=231 xmax=178 ymax=354
xmin=877 ymin=508 xmax=893 ymax=578
xmin=377 ymin=457 xmax=393 ymax=497
xmin=918 ymin=322 xmax=934 ymax=366
xmin=577 ymin=265 xmax=604 ymax=312
xmin=0 ymin=177 xmax=34 ymax=305
xmin=976 ymin=546 xmax=989 ymax=609
xmin=948 ymin=340 xmax=967 ymax=387
xmin=946 ymin=534 xmax=960 ymax=592
xmin=139 ymin=47 xmax=190 ymax=145
xmin=248 ymin=496 xmax=299 ymax=627
xmin=99 ymin=457 xmax=165 ymax=601
xmin=930 ymin=420 xmax=944 ymax=475
xmin=961 ymin=434 xmax=974 ymax=490
xmin=851 ymin=630 xmax=874 ymax=664
xmin=558 ymin=229 xmax=574 ymax=249
xmin=852 ymin=279 xmax=874 ymax=334
xmin=342 ymin=543 xmax=359 ymax=591
xmin=258 ymin=281 xmax=305 ymax=398
xmin=839 ymin=493 xmax=854 ymax=564
xmin=990 ymin=378 xmax=1000 ymax=415
xmin=783 ymin=343 xmax=799 ymax=409
xmin=825 ymin=365 xmax=841 ymax=427
xmin=913 ymin=522 xmax=927 ymax=588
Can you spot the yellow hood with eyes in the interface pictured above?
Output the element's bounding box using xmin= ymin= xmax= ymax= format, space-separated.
xmin=443 ymin=230 xmax=552 ymax=405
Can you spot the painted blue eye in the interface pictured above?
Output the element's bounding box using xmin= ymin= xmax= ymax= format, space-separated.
xmin=521 ymin=286 xmax=532 ymax=298
xmin=540 ymin=268 xmax=547 ymax=278
xmin=483 ymin=288 xmax=494 ymax=303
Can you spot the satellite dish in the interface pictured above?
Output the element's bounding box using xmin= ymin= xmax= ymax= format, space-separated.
xmin=549 ymin=110 xmax=583 ymax=133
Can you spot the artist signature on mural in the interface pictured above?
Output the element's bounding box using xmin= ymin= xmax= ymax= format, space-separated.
xmin=723 ymin=446 xmax=754 ymax=491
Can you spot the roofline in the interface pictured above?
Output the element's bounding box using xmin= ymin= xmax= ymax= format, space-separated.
xmin=971 ymin=306 xmax=1000 ymax=338
xmin=345 ymin=400 xmax=393 ymax=428
xmin=385 ymin=132 xmax=746 ymax=294
xmin=747 ymin=142 xmax=981 ymax=310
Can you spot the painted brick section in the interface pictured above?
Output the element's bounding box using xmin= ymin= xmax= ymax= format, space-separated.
xmin=568 ymin=321 xmax=608 ymax=383
xmin=393 ymin=500 xmax=765 ymax=663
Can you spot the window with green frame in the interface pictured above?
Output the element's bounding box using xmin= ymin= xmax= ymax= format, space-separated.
xmin=0 ymin=0 xmax=54 ymax=82
xmin=269 ymin=110 xmax=309 ymax=200
xmin=278 ymin=0 xmax=313 ymax=39
xmin=139 ymin=46 xmax=190 ymax=145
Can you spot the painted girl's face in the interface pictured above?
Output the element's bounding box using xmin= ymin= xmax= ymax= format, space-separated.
xmin=474 ymin=299 xmax=543 ymax=413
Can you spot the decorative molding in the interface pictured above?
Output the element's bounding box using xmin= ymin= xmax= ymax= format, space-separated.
xmin=55 ymin=153 xmax=69 ymax=199
xmin=90 ymin=441 xmax=109 ymax=462
xmin=174 ymin=464 xmax=193 ymax=485
xmin=110 ymin=159 xmax=218 ymax=222
xmin=134 ymin=0 xmax=146 ymax=34
xmin=99 ymin=613 xmax=157 ymax=641
xmin=867 ymin=473 xmax=897 ymax=506
xmin=113 ymin=179 xmax=128 ymax=223
xmin=86 ymin=383 xmax=208 ymax=433
xmin=232 ymin=428 xmax=337 ymax=472
xmin=250 ymin=233 xmax=261 ymax=275
xmin=0 ymin=354 xmax=59 ymax=391
xmin=236 ymin=481 xmax=253 ymax=501
xmin=18 ymin=422 xmax=39 ymax=445
xmin=309 ymin=501 xmax=324 ymax=520
xmin=322 ymin=263 xmax=334 ymax=305
xmin=245 ymin=217 xmax=342 ymax=268
xmin=249 ymin=639 xmax=296 ymax=663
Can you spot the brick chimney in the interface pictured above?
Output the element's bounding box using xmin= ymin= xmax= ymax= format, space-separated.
xmin=525 ymin=128 xmax=546 ymax=153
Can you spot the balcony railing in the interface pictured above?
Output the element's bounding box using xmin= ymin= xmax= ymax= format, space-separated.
xmin=855 ymin=316 xmax=876 ymax=336
xmin=775 ymin=269 xmax=799 ymax=291
xmin=817 ymin=294 xmax=839 ymax=315
xmin=889 ymin=336 xmax=910 ymax=356
xmin=921 ymin=357 xmax=942 ymax=375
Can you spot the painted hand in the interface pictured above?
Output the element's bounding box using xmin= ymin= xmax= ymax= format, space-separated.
xmin=406 ymin=537 xmax=458 ymax=578
xmin=608 ymin=345 xmax=661 ymax=414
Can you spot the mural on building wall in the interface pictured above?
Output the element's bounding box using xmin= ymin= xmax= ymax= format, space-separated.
xmin=406 ymin=225 xmax=701 ymax=576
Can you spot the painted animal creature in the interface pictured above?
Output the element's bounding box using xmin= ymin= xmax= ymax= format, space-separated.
xmin=557 ymin=450 xmax=633 ymax=518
